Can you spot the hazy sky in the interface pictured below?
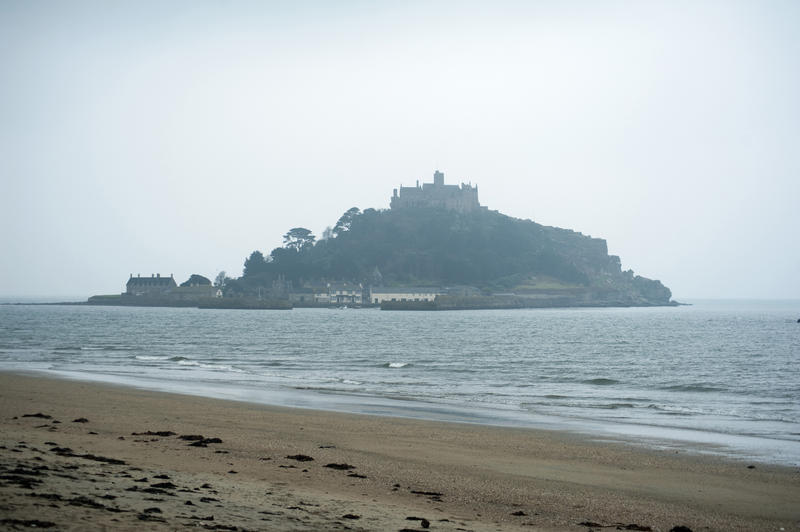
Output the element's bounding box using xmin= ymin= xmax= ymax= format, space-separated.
xmin=2 ymin=0 xmax=798 ymax=300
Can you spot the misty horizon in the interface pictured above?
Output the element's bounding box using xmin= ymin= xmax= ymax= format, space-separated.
xmin=2 ymin=1 xmax=799 ymax=300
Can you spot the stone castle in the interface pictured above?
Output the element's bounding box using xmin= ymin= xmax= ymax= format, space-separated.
xmin=390 ymin=170 xmax=483 ymax=212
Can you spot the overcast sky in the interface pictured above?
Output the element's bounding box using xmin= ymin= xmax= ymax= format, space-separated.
xmin=2 ymin=0 xmax=798 ymax=300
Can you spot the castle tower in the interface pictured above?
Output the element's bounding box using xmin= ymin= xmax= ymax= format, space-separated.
xmin=433 ymin=170 xmax=444 ymax=186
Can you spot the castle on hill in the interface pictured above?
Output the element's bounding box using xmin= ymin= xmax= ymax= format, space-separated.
xmin=390 ymin=170 xmax=483 ymax=213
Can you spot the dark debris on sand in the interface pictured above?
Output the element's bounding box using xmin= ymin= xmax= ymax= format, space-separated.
xmin=1 ymin=440 xmax=272 ymax=532
xmin=1 ymin=518 xmax=57 ymax=528
xmin=286 ymin=454 xmax=315 ymax=462
xmin=578 ymin=522 xmax=653 ymax=531
xmin=181 ymin=435 xmax=224 ymax=447
xmin=407 ymin=516 xmax=431 ymax=528
xmin=136 ymin=512 xmax=166 ymax=522
xmin=151 ymin=481 xmax=178 ymax=489
xmin=324 ymin=463 xmax=355 ymax=470
xmin=49 ymin=447 xmax=126 ymax=465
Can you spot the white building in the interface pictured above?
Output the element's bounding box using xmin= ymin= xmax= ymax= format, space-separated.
xmin=329 ymin=283 xmax=363 ymax=305
xmin=369 ymin=287 xmax=442 ymax=305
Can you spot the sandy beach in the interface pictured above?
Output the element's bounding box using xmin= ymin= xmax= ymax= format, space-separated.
xmin=0 ymin=373 xmax=797 ymax=531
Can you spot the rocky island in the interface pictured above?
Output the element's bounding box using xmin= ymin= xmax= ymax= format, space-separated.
xmin=89 ymin=171 xmax=676 ymax=309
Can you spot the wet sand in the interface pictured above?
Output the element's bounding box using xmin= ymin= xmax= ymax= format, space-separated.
xmin=0 ymin=372 xmax=798 ymax=531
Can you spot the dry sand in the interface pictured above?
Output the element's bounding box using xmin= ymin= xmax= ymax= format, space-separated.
xmin=0 ymin=372 xmax=797 ymax=531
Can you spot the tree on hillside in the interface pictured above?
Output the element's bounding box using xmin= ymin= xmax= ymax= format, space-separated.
xmin=180 ymin=274 xmax=211 ymax=287
xmin=333 ymin=207 xmax=360 ymax=237
xmin=243 ymin=250 xmax=268 ymax=276
xmin=214 ymin=271 xmax=227 ymax=288
xmin=221 ymin=203 xmax=671 ymax=304
xmin=283 ymin=228 xmax=316 ymax=251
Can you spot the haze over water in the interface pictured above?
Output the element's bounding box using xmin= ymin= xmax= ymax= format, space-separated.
xmin=1 ymin=300 xmax=798 ymax=466
xmin=2 ymin=1 xmax=799 ymax=300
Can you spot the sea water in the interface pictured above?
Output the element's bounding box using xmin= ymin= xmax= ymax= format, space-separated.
xmin=0 ymin=301 xmax=798 ymax=465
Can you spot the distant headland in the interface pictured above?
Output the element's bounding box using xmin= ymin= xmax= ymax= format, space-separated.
xmin=88 ymin=170 xmax=677 ymax=310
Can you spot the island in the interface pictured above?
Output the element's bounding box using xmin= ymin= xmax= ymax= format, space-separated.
xmin=88 ymin=170 xmax=676 ymax=310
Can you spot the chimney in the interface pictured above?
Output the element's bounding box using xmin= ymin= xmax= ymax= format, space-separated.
xmin=157 ymin=273 xmax=160 ymax=278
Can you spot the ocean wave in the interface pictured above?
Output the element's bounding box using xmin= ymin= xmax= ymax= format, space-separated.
xmin=292 ymin=385 xmax=368 ymax=395
xmin=175 ymin=359 xmax=243 ymax=373
xmin=581 ymin=378 xmax=620 ymax=386
xmin=525 ymin=400 xmax=637 ymax=410
xmin=384 ymin=362 xmax=410 ymax=368
xmin=82 ymin=345 xmax=135 ymax=351
xmin=601 ymin=402 xmax=635 ymax=409
xmin=647 ymin=404 xmax=695 ymax=416
xmin=563 ymin=402 xmax=637 ymax=410
xmin=661 ymin=384 xmax=724 ymax=393
xmin=135 ymin=355 xmax=169 ymax=361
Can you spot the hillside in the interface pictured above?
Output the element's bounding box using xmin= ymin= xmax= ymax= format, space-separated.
xmin=229 ymin=206 xmax=675 ymax=307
